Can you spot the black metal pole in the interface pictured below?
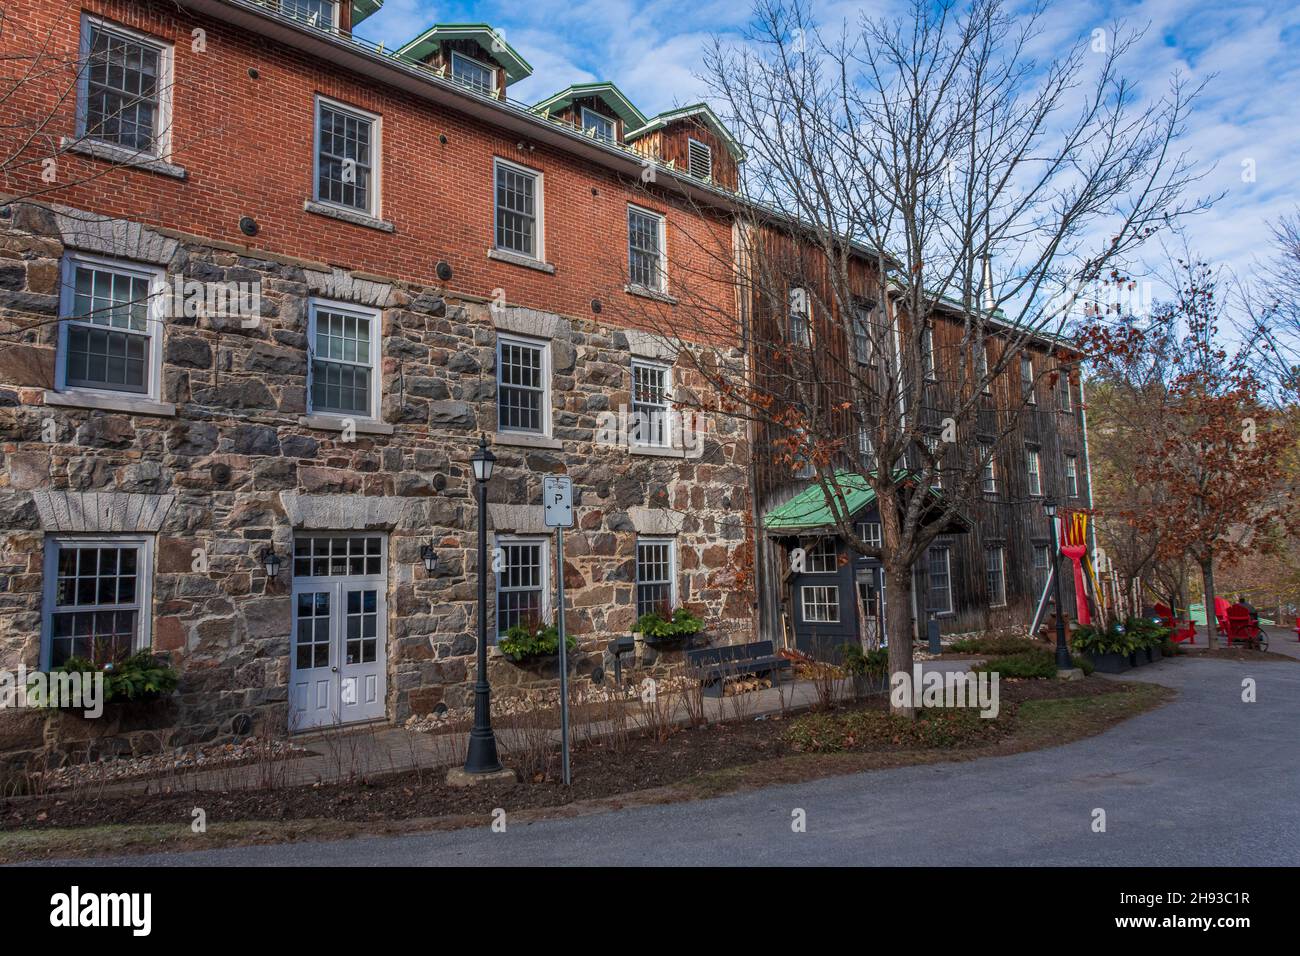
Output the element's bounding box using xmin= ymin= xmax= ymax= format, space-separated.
xmin=464 ymin=473 xmax=502 ymax=774
xmin=1049 ymin=514 xmax=1073 ymax=670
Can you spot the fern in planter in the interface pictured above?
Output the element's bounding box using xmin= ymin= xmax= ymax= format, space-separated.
xmin=498 ymin=619 xmax=576 ymax=662
xmin=41 ymin=651 xmax=179 ymax=706
xmin=633 ymin=606 xmax=705 ymax=642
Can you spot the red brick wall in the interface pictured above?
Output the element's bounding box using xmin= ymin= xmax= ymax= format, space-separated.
xmin=2 ymin=0 xmax=739 ymax=340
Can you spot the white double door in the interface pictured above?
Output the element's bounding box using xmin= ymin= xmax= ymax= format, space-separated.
xmin=289 ymin=537 xmax=387 ymax=731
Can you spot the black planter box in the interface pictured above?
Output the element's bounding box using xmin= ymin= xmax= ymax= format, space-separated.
xmin=1091 ymin=651 xmax=1133 ymax=673
xmin=1144 ymin=646 xmax=1158 ymax=664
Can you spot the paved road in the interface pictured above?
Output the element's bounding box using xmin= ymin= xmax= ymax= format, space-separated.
xmin=36 ymin=657 xmax=1300 ymax=866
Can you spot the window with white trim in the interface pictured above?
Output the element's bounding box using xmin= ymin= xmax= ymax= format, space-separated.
xmin=451 ymin=51 xmax=496 ymax=95
xmin=494 ymin=158 xmax=542 ymax=258
xmin=315 ymin=97 xmax=378 ymax=215
xmin=631 ymin=359 xmax=671 ymax=448
xmin=803 ymin=538 xmax=839 ymax=574
xmin=582 ymin=107 xmax=615 ymax=143
xmin=1065 ymin=454 xmax=1079 ymax=497
xmin=858 ymin=428 xmax=877 ymax=471
xmin=976 ymin=342 xmax=991 ymax=392
xmin=927 ymin=545 xmax=952 ymax=614
xmin=687 ymin=137 xmax=712 ymax=180
xmin=308 ymin=300 xmax=380 ymax=418
xmin=859 ymin=521 xmax=882 ymax=549
xmin=986 ymin=546 xmax=1007 ymax=607
xmin=1026 ymin=447 xmax=1042 ymax=496
xmin=628 ymin=206 xmax=667 ymax=292
xmin=636 ymin=537 xmax=675 ymax=618
xmin=43 ymin=537 xmax=152 ymax=668
xmin=922 ymin=325 xmax=936 ymax=380
xmin=852 ymin=301 xmax=875 ymax=364
xmin=981 ymin=443 xmax=998 ymax=494
xmin=281 ymin=0 xmax=337 ymax=29
xmin=1021 ymin=354 xmax=1036 ymax=404
xmin=79 ymin=17 xmax=170 ymax=156
xmin=802 ymin=585 xmax=840 ymax=623
xmin=497 ymin=333 xmax=550 ymax=434
xmin=1033 ymin=543 xmax=1051 ymax=593
xmin=496 ymin=537 xmax=547 ymax=637
xmin=56 ymin=253 xmax=165 ymax=398
xmin=789 ymin=287 xmax=811 ymax=346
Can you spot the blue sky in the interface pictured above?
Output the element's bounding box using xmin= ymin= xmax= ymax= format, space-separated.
xmin=359 ymin=0 xmax=1300 ymax=289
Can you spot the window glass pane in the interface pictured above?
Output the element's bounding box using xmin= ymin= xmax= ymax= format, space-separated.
xmin=310 ymin=308 xmax=374 ymax=416
xmin=50 ymin=543 xmax=142 ymax=666
xmin=927 ymin=546 xmax=951 ymax=613
xmin=582 ymin=109 xmax=615 ymax=142
xmin=636 ymin=540 xmax=673 ymax=618
xmin=497 ymin=339 xmax=545 ymax=432
xmin=281 ymin=0 xmax=336 ymax=29
xmin=802 ymin=585 xmax=839 ymax=622
xmin=316 ymin=103 xmax=373 ymax=211
xmin=631 ymin=361 xmax=669 ymax=447
xmin=497 ymin=541 xmax=544 ymax=636
xmin=495 ymin=164 xmax=537 ymax=256
xmin=453 ymin=54 xmax=495 ymax=94
xmin=986 ymin=548 xmax=1006 ymax=606
xmin=85 ymin=26 xmax=161 ymax=152
xmin=628 ymin=209 xmax=664 ymax=290
xmin=291 ymin=536 xmax=382 ymax=577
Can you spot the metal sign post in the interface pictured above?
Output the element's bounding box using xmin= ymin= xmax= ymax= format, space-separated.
xmin=542 ymin=476 xmax=574 ymax=786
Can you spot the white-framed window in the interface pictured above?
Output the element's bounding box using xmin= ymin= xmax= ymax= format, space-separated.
xmin=78 ymin=16 xmax=172 ymax=157
xmin=1026 ymin=447 xmax=1042 ymax=496
xmin=789 ymin=287 xmax=811 ymax=346
xmin=922 ymin=325 xmax=936 ymax=380
xmin=923 ymin=434 xmax=943 ymax=489
xmin=927 ymin=545 xmax=952 ymax=614
xmin=493 ymin=158 xmax=543 ymax=259
xmin=581 ymin=107 xmax=615 ymax=143
xmin=852 ymin=301 xmax=875 ymax=365
xmin=635 ymin=537 xmax=676 ymax=618
xmin=802 ymin=585 xmax=840 ymax=623
xmin=1065 ymin=454 xmax=1079 ymax=497
xmin=293 ymin=534 xmax=384 ymax=578
xmin=280 ymin=0 xmax=338 ymax=30
xmin=1058 ymin=373 xmax=1074 ymax=412
xmin=631 ymin=358 xmax=671 ymax=448
xmin=792 ymin=425 xmax=815 ymax=479
xmin=497 ymin=333 xmax=551 ymax=435
xmin=495 ymin=536 xmax=548 ymax=637
xmin=860 ymin=521 xmax=882 ymax=549
xmin=307 ymin=299 xmax=381 ymax=419
xmin=687 ymin=137 xmax=713 ymax=181
xmin=42 ymin=536 xmax=153 ymax=669
xmin=986 ymin=546 xmax=1007 ymax=607
xmin=451 ymin=51 xmax=497 ymax=96
xmin=803 ymin=538 xmax=839 ymax=574
xmin=55 ymin=253 xmax=166 ymax=399
xmin=314 ymin=96 xmax=380 ymax=216
xmin=1033 ymin=543 xmax=1051 ymax=592
xmin=858 ymin=428 xmax=877 ymax=471
xmin=976 ymin=342 xmax=991 ymax=393
xmin=1021 ymin=354 xmax=1036 ymax=404
xmin=628 ymin=205 xmax=667 ymax=292
xmin=981 ymin=443 xmax=998 ymax=494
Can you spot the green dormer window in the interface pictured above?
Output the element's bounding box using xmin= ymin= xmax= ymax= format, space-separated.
xmin=452 ymin=51 xmax=496 ymax=95
xmin=282 ymin=0 xmax=337 ymax=30
xmin=582 ymin=107 xmax=615 ymax=143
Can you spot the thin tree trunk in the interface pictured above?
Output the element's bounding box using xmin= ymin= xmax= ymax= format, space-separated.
xmin=1200 ymin=557 xmax=1219 ymax=650
xmin=885 ymin=562 xmax=915 ymax=718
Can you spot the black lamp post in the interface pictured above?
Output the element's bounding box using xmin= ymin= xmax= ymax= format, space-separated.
xmin=463 ymin=434 xmax=502 ymax=775
xmin=1043 ymin=497 xmax=1073 ymax=671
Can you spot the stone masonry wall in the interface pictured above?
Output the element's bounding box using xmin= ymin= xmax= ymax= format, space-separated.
xmin=0 ymin=203 xmax=755 ymax=758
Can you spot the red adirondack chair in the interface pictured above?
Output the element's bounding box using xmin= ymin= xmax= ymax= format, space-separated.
xmin=1225 ymin=605 xmax=1267 ymax=650
xmin=1153 ymin=602 xmax=1196 ymax=644
xmin=1214 ymin=597 xmax=1231 ymax=634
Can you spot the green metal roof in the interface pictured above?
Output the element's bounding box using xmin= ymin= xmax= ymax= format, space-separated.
xmin=532 ymin=83 xmax=648 ymax=130
xmin=625 ymin=103 xmax=745 ymax=161
xmin=352 ymin=1 xmax=383 ymax=26
xmin=763 ymin=471 xmax=877 ymax=532
xmin=395 ymin=23 xmax=533 ymax=85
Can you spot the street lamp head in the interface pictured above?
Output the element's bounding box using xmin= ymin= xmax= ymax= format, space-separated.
xmin=471 ymin=434 xmax=496 ymax=484
xmin=1042 ymin=496 xmax=1058 ymax=518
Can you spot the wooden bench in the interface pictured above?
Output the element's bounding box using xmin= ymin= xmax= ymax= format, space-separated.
xmin=686 ymin=641 xmax=791 ymax=696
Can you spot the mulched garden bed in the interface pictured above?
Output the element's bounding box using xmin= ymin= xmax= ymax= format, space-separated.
xmin=0 ymin=676 xmax=1137 ymax=833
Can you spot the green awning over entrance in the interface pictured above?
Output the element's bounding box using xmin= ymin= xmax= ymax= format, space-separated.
xmin=763 ymin=471 xmax=877 ymax=533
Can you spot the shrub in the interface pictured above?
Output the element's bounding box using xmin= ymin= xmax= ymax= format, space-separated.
xmin=498 ymin=620 xmax=576 ymax=661
xmin=1072 ymin=618 xmax=1171 ymax=657
xmin=44 ymin=651 xmax=179 ymax=704
xmin=949 ymin=635 xmax=1043 ymax=656
xmin=972 ymin=649 xmax=1056 ymax=679
xmin=632 ymin=606 xmax=705 ymax=640
xmin=840 ymin=643 xmax=889 ymax=678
